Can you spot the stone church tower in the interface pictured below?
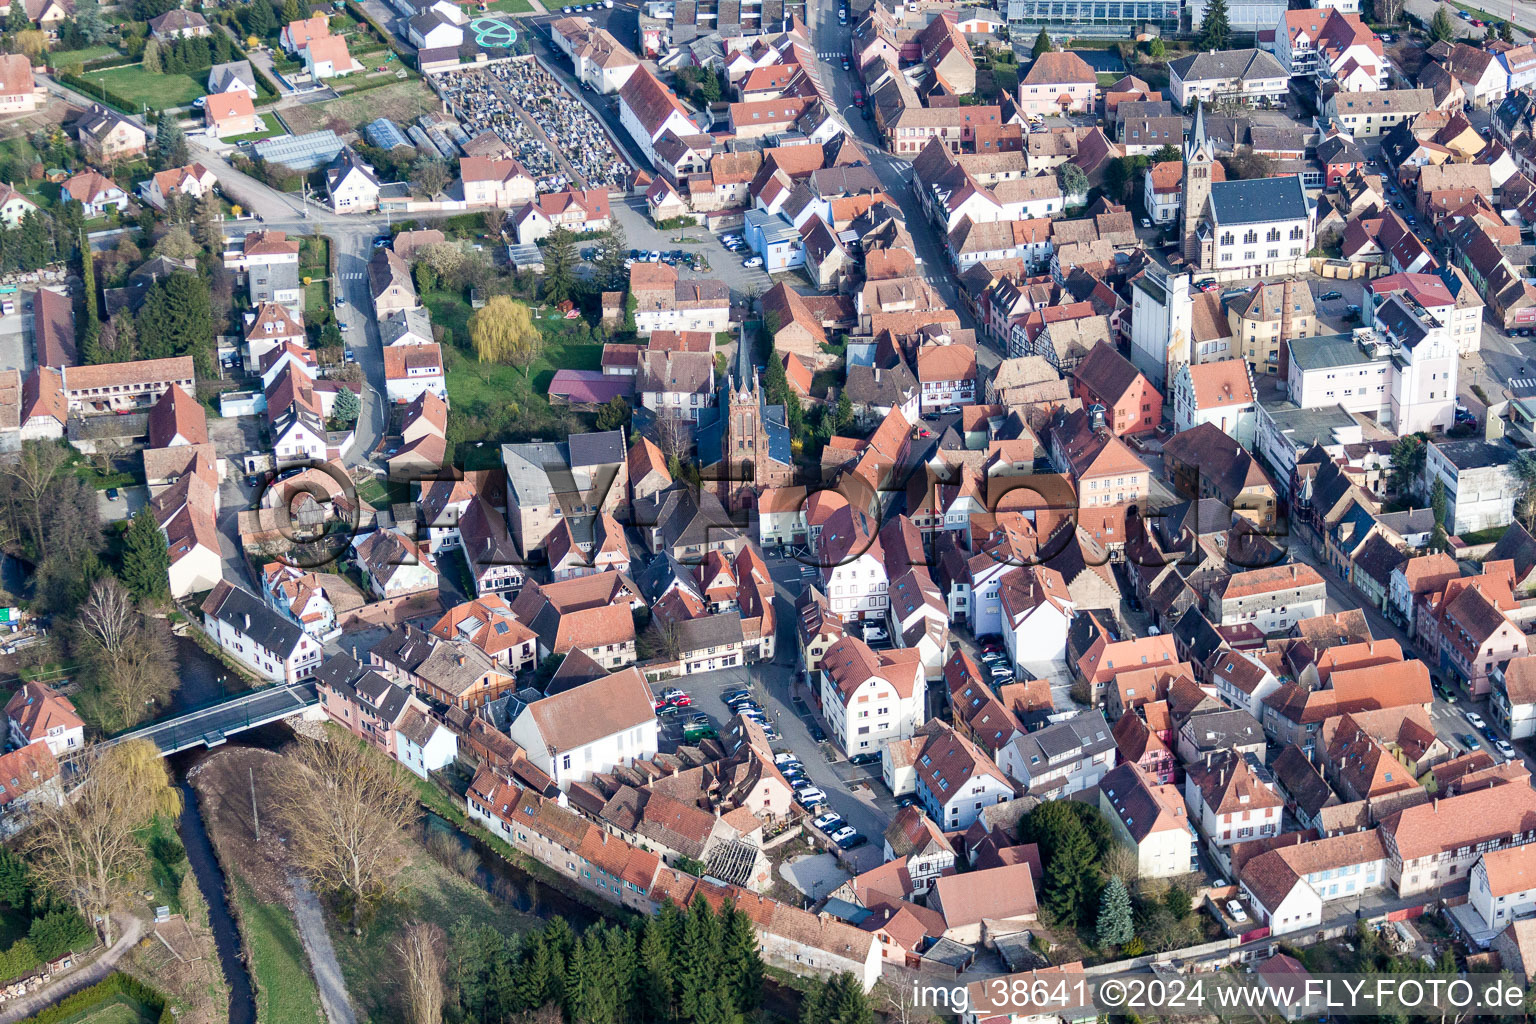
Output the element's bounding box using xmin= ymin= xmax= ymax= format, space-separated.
xmin=1182 ymin=102 xmax=1214 ymax=268
xmin=723 ymin=374 xmax=767 ymax=512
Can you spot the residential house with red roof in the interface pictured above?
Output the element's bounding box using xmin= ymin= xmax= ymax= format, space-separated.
xmin=4 ymin=681 xmax=82 ymax=757
xmin=430 ymin=595 xmax=537 ymax=674
xmin=1184 ymin=750 xmax=1283 ymax=848
xmin=0 ymin=742 xmax=61 ymax=834
xmin=1240 ymin=831 xmax=1389 ymax=935
xmin=459 ymin=157 xmax=537 ymax=208
xmin=1208 ymin=563 xmax=1327 ymax=633
xmin=512 ymin=189 xmax=612 ymax=245
xmin=383 ymin=343 xmax=446 ymax=404
xmin=1016 ymin=50 xmax=1097 ymax=116
xmin=62 ymin=169 xmax=126 ymax=217
xmin=1111 ymin=712 xmax=1176 ymax=785
xmin=204 ymin=90 xmax=257 ymax=137
xmin=915 ymin=341 xmax=976 ymax=414
xmin=910 ymin=720 xmax=1015 ymax=831
xmin=141 ymin=162 xmax=217 ymax=210
xmin=1274 ymin=9 xmax=1387 ymax=90
xmin=819 ymin=635 xmax=924 ymax=758
xmin=1048 ymin=405 xmax=1150 ymax=516
xmin=1071 ymin=340 xmax=1161 ymax=436
xmin=618 ymin=67 xmax=695 ymax=166
xmin=1172 ymin=358 xmax=1257 ymax=443
xmin=0 ymin=53 xmax=39 ymax=114
xmin=1099 ymin=762 xmax=1199 ymax=878
xmin=929 ymin=861 xmax=1036 ymax=943
xmin=507 ymin=667 xmax=657 ymax=785
xmin=1468 ymin=843 xmax=1536 ymax=938
xmin=1382 ymin=783 xmax=1536 ymax=896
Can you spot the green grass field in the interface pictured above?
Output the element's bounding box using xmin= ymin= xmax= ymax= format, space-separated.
xmin=231 ymin=878 xmax=325 ymax=1024
xmin=78 ymin=1000 xmax=155 ymax=1024
xmin=428 ymin=289 xmax=605 ymax=445
xmin=487 ymin=0 xmax=536 ymax=12
xmin=82 ymin=65 xmax=206 ymax=109
xmin=47 ymin=45 xmax=119 ymax=68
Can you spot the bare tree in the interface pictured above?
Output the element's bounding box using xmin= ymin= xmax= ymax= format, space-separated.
xmin=273 ymin=736 xmax=421 ymax=924
xmin=75 ymin=579 xmax=178 ymax=730
xmin=0 ymin=440 xmax=68 ymax=552
xmin=396 ymin=922 xmax=446 ymax=1024
xmin=25 ymin=741 xmax=182 ymax=946
xmin=1102 ymin=841 xmax=1139 ymax=885
xmin=655 ymin=413 xmax=691 ymax=465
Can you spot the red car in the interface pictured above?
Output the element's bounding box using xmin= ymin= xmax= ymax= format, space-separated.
xmin=670 ymin=695 xmax=694 ymax=707
xmin=917 ymin=428 xmax=932 ymax=438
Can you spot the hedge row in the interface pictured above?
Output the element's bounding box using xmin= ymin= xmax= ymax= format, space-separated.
xmin=54 ymin=71 xmax=136 ymax=114
xmin=237 ymin=46 xmax=282 ymax=101
xmin=80 ymin=53 xmax=138 ymax=71
xmin=28 ymin=971 xmax=172 ymax=1024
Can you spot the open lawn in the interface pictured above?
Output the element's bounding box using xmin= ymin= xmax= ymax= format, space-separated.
xmin=429 ymin=289 xmax=605 ymax=446
xmin=77 ymin=999 xmax=156 ymax=1023
xmin=280 ymin=78 xmax=439 ymax=136
xmin=488 ymin=0 xmax=537 ymax=12
xmin=232 ymin=878 xmax=326 ymax=1024
xmin=81 ymin=65 xmax=206 ymax=109
xmin=48 ymin=45 xmax=119 ymax=68
xmin=223 ymin=125 xmax=288 ymax=144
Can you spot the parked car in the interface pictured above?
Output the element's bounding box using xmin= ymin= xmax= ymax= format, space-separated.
xmin=1193 ymin=278 xmax=1219 ymax=292
xmin=105 ymin=488 xmax=119 ymax=502
xmin=688 ymin=713 xmax=711 ymax=726
xmin=864 ymin=627 xmax=889 ymax=642
xmin=1320 ymin=290 xmax=1343 ymax=302
xmin=657 ymin=705 xmax=680 ymax=717
xmin=828 ymin=826 xmax=857 ymax=844
xmin=798 ymin=787 xmax=828 ymax=806
xmin=1463 ymin=732 xmax=1482 ymax=750
xmin=836 ymin=832 xmax=868 ymax=850
xmin=727 ymin=689 xmax=754 ymax=703
xmin=895 ymin=795 xmax=916 ymax=808
xmin=1226 ymin=901 xmax=1248 ymax=923
xmin=742 ymin=256 xmax=764 ymax=268
xmin=1497 ymin=738 xmax=1517 ymax=760
xmin=1466 ymin=711 xmax=1487 ymax=731
xmin=849 ymin=752 xmax=880 ymax=767
xmin=812 ymin=812 xmax=844 ymax=831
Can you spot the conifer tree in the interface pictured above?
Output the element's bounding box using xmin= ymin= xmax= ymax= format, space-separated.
xmin=1097 ymin=876 xmax=1134 ymax=947
xmin=721 ymin=903 xmax=764 ymax=1014
xmin=121 ymin=508 xmax=170 ymax=602
xmin=1199 ymin=0 xmax=1232 ymax=50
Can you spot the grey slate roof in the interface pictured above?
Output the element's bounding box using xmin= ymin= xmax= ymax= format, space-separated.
xmin=1168 ymin=47 xmax=1286 ymax=83
xmin=1208 ymin=175 xmax=1309 ymax=226
xmin=203 ymin=581 xmax=306 ymax=657
xmin=568 ymin=429 xmax=627 ymax=468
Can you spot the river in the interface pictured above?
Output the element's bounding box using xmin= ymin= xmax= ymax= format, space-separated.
xmin=166 ymin=637 xmax=259 ymax=1024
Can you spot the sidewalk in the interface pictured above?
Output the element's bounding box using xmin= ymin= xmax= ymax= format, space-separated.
xmin=0 ymin=916 xmax=144 ymax=1024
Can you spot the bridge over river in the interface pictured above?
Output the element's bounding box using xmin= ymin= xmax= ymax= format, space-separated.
xmin=106 ymin=682 xmax=319 ymax=756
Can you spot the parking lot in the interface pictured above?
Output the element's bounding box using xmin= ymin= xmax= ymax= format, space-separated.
xmin=651 ymin=605 xmax=893 ymax=873
xmin=0 ymin=289 xmax=30 ymax=375
xmin=608 ymin=197 xmax=775 ymax=296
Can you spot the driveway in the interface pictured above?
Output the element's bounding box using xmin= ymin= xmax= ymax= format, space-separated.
xmin=96 ymin=485 xmax=147 ymax=523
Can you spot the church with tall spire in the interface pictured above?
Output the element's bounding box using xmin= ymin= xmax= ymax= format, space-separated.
xmin=1178 ymin=101 xmax=1317 ymax=281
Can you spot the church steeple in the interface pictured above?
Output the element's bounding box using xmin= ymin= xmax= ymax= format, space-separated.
xmin=1182 ymin=101 xmax=1213 ymax=267
xmin=1185 ymin=100 xmax=1210 ymax=164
